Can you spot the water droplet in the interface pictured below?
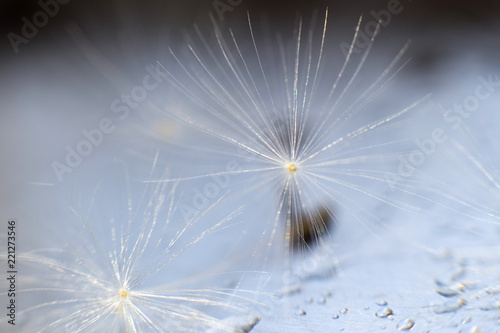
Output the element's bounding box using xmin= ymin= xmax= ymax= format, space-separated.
xmin=279 ymin=285 xmax=302 ymax=296
xmin=332 ymin=314 xmax=339 ymax=319
xmin=207 ymin=315 xmax=260 ymax=333
xmin=317 ymin=297 xmax=326 ymax=304
xmin=376 ymin=299 xmax=388 ymax=306
xmin=323 ymin=291 xmax=332 ymax=298
xmin=396 ymin=318 xmax=415 ymax=330
xmin=375 ymin=307 xmax=393 ymax=318
xmin=433 ymin=298 xmax=467 ymax=314
xmin=298 ymin=310 xmax=307 ymax=316
xmin=462 ymin=316 xmax=471 ymax=324
xmin=436 ymin=282 xmax=466 ymax=297
xmin=340 ymin=307 xmax=348 ymax=314
xmin=484 ymin=286 xmax=500 ymax=294
xmin=436 ymin=287 xmax=460 ymax=297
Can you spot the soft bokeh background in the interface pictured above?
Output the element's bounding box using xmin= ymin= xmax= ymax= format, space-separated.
xmin=1 ymin=1 xmax=500 ymax=332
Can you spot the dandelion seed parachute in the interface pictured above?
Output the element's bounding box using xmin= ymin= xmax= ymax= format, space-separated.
xmin=147 ymin=8 xmax=435 ymax=278
xmin=1 ymin=154 xmax=266 ymax=333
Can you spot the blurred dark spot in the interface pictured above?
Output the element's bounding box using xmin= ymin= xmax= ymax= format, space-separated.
xmin=288 ymin=204 xmax=335 ymax=250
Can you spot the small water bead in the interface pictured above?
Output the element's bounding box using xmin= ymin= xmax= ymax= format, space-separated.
xmin=375 ymin=307 xmax=393 ymax=318
xmin=332 ymin=314 xmax=339 ymax=319
xmin=298 ymin=310 xmax=307 ymax=316
xmin=376 ymin=299 xmax=388 ymax=306
xmin=239 ymin=316 xmax=261 ymax=333
xmin=484 ymin=286 xmax=500 ymax=294
xmin=436 ymin=282 xmax=468 ymax=297
xmin=279 ymin=285 xmax=302 ymax=296
xmin=396 ymin=318 xmax=415 ymax=331
xmin=317 ymin=297 xmax=326 ymax=305
xmin=433 ymin=298 xmax=467 ymax=314
xmin=207 ymin=315 xmax=261 ymax=333
xmin=340 ymin=308 xmax=348 ymax=314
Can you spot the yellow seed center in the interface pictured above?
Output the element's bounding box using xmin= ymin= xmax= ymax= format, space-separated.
xmin=287 ymin=163 xmax=297 ymax=173
xmin=119 ymin=289 xmax=128 ymax=299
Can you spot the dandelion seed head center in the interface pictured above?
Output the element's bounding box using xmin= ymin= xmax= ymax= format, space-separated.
xmin=118 ymin=289 xmax=128 ymax=299
xmin=286 ymin=163 xmax=297 ymax=173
